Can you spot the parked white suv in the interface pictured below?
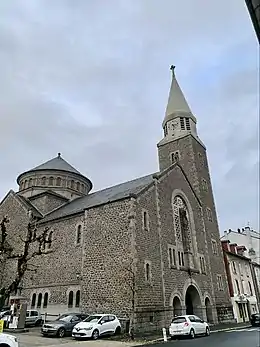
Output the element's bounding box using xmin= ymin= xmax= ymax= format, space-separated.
xmin=0 ymin=333 xmax=19 ymax=347
xmin=169 ymin=315 xmax=210 ymax=339
xmin=72 ymin=314 xmax=121 ymax=340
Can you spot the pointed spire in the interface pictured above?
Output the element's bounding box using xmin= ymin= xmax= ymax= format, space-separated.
xmin=163 ymin=66 xmax=194 ymax=127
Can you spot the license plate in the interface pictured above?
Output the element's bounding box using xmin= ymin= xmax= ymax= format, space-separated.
xmin=42 ymin=328 xmax=48 ymax=332
xmin=74 ymin=333 xmax=80 ymax=337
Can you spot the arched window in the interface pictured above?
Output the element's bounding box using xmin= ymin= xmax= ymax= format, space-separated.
xmin=37 ymin=293 xmax=42 ymax=308
xmin=235 ymin=279 xmax=240 ymax=294
xmin=28 ymin=178 xmax=33 ymax=187
xmin=76 ymin=182 xmax=80 ymax=191
xmin=68 ymin=291 xmax=74 ymax=308
xmin=48 ymin=231 xmax=53 ymax=249
xmin=20 ymin=182 xmax=24 ymax=190
xmin=76 ymin=225 xmax=82 ymax=245
xmin=173 ymin=196 xmax=192 ymax=249
xmin=56 ymin=177 xmax=61 ymax=186
xmin=145 ymin=262 xmax=151 ymax=282
xmin=75 ymin=290 xmax=80 ymax=308
xmin=70 ymin=180 xmax=75 ymax=189
xmin=43 ymin=293 xmax=49 ymax=308
xmin=24 ymin=180 xmax=28 ymax=189
xmin=31 ymin=293 xmax=36 ymax=308
xmin=81 ymin=184 xmax=84 ymax=192
xmin=41 ymin=177 xmax=46 ymax=186
xmin=49 ymin=177 xmax=54 ymax=186
xmin=248 ymin=281 xmax=253 ymax=296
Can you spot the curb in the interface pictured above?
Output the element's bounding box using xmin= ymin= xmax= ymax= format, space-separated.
xmin=4 ymin=328 xmax=29 ymax=334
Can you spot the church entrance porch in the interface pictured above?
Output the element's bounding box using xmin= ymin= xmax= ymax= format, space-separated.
xmin=185 ymin=285 xmax=202 ymax=317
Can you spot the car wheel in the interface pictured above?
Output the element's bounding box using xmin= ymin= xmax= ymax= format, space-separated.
xmin=57 ymin=327 xmax=66 ymax=338
xmin=189 ymin=328 xmax=195 ymax=339
xmin=115 ymin=326 xmax=121 ymax=335
xmin=92 ymin=329 xmax=99 ymax=340
xmin=205 ymin=327 xmax=210 ymax=336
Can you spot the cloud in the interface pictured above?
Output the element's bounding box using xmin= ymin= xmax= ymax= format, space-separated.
xmin=0 ymin=0 xmax=258 ymax=232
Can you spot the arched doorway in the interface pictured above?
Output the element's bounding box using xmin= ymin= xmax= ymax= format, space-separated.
xmin=172 ymin=296 xmax=182 ymax=317
xmin=205 ymin=297 xmax=213 ymax=323
xmin=185 ymin=285 xmax=202 ymax=317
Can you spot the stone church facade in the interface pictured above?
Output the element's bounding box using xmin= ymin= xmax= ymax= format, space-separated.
xmin=0 ymin=67 xmax=233 ymax=330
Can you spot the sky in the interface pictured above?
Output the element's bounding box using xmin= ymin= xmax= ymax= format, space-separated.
xmin=0 ymin=0 xmax=259 ymax=233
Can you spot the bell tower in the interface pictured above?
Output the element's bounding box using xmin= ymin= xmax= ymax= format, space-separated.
xmin=157 ymin=66 xmax=205 ymax=174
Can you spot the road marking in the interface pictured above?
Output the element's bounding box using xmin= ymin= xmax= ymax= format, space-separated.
xmin=226 ymin=328 xmax=260 ymax=333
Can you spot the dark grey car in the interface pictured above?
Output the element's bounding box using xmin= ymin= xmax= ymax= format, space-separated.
xmin=41 ymin=313 xmax=88 ymax=338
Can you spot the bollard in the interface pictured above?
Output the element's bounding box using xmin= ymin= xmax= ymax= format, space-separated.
xmin=162 ymin=327 xmax=167 ymax=342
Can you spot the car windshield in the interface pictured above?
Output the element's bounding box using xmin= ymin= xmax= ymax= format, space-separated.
xmin=172 ymin=317 xmax=187 ymax=324
xmin=58 ymin=314 xmax=73 ymax=322
xmin=83 ymin=315 xmax=102 ymax=323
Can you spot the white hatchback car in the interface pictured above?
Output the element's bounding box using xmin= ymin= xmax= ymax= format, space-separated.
xmin=169 ymin=315 xmax=210 ymax=339
xmin=72 ymin=314 xmax=121 ymax=340
xmin=0 ymin=333 xmax=19 ymax=347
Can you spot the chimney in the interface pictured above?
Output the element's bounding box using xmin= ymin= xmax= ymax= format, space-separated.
xmin=229 ymin=243 xmax=238 ymax=254
xmin=237 ymin=245 xmax=247 ymax=256
xmin=221 ymin=240 xmax=230 ymax=252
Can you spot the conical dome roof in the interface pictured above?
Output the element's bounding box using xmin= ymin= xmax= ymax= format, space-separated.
xmin=31 ymin=153 xmax=81 ymax=175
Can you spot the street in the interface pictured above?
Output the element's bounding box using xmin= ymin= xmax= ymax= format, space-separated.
xmin=16 ymin=327 xmax=260 ymax=347
xmin=144 ymin=327 xmax=260 ymax=347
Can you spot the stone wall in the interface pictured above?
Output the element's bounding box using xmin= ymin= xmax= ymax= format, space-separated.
xmin=29 ymin=193 xmax=68 ymax=215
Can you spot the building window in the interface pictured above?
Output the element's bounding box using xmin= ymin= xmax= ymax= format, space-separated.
xmin=202 ymin=179 xmax=208 ymax=192
xmin=24 ymin=180 xmax=28 ymax=189
xmin=81 ymin=184 xmax=85 ymax=192
xmin=168 ymin=246 xmax=176 ymax=268
xmin=75 ymin=290 xmax=80 ymax=308
xmin=180 ymin=117 xmax=185 ymax=130
xmin=232 ymin=261 xmax=237 ymax=274
xmin=217 ymin=275 xmax=224 ymax=291
xmin=178 ymin=251 xmax=185 ymax=267
xmin=41 ymin=177 xmax=46 ymax=186
xmin=37 ymin=293 xmax=42 ymax=308
xmin=206 ymin=208 xmax=213 ymax=222
xmin=31 ymin=293 xmax=36 ymax=308
xmin=248 ymin=281 xmax=253 ymax=296
xmin=28 ymin=178 xmax=33 ymax=187
xmin=68 ymin=291 xmax=74 ymax=308
xmin=200 ymin=256 xmax=206 ymax=274
xmin=43 ymin=293 xmax=49 ymax=308
xmin=185 ymin=117 xmax=191 ymax=130
xmin=49 ymin=177 xmax=54 ymax=186
xmin=71 ymin=180 xmax=75 ymax=189
xmin=76 ymin=182 xmax=80 ymax=191
xmin=142 ymin=210 xmax=149 ymax=231
xmin=56 ymin=177 xmax=61 ymax=186
xmin=76 ymin=225 xmax=82 ymax=245
xmin=145 ymin=262 xmax=151 ymax=282
xmin=48 ymin=231 xmax=53 ymax=249
xmin=164 ymin=124 xmax=168 ymax=136
xmin=235 ymin=279 xmax=240 ymax=294
xmin=212 ymin=239 xmax=218 ymax=255
xmin=171 ymin=151 xmax=180 ymax=163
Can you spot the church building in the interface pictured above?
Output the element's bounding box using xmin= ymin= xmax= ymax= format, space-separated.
xmin=0 ymin=67 xmax=233 ymax=330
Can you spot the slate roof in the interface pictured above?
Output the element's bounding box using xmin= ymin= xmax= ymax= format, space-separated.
xmin=17 ymin=154 xmax=87 ymax=184
xmin=16 ymin=194 xmax=43 ymax=218
xmin=41 ymin=173 xmax=155 ymax=223
xmin=31 ymin=155 xmax=82 ymax=175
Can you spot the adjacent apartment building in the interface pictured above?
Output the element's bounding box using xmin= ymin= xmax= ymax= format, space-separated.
xmin=222 ymin=240 xmax=259 ymax=323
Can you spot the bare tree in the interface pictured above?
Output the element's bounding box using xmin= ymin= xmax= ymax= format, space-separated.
xmin=0 ymin=216 xmax=53 ymax=308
